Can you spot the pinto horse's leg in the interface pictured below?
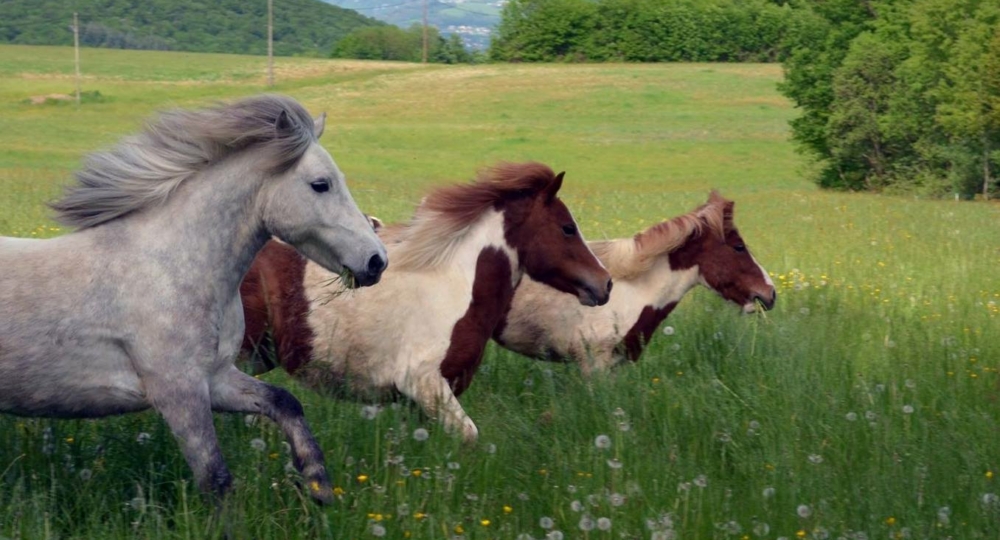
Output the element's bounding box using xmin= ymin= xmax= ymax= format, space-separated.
xmin=147 ymin=383 xmax=233 ymax=499
xmin=209 ymin=366 xmax=334 ymax=504
xmin=397 ymin=373 xmax=479 ymax=443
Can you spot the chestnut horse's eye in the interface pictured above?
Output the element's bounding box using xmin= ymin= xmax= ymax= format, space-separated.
xmin=734 ymin=243 xmax=746 ymax=253
xmin=310 ymin=179 xmax=331 ymax=193
xmin=562 ymin=224 xmax=577 ymax=236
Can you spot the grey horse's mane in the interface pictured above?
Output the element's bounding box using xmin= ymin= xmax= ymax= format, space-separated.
xmin=51 ymin=94 xmax=318 ymax=229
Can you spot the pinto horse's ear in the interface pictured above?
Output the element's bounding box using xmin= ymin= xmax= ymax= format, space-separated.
xmin=313 ymin=113 xmax=327 ymax=139
xmin=544 ymin=171 xmax=565 ymax=203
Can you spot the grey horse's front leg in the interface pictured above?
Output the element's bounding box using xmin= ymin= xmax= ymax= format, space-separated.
xmin=147 ymin=383 xmax=233 ymax=499
xmin=210 ymin=366 xmax=334 ymax=504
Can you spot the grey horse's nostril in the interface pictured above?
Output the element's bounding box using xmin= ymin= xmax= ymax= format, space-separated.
xmin=367 ymin=254 xmax=386 ymax=277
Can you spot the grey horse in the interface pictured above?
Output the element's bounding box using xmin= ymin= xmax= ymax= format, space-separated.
xmin=0 ymin=94 xmax=387 ymax=503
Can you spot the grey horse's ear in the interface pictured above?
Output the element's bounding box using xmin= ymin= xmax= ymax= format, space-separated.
xmin=276 ymin=110 xmax=293 ymax=132
xmin=313 ymin=113 xmax=327 ymax=139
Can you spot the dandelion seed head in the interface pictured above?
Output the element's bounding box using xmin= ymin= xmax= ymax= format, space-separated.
xmin=136 ymin=432 xmax=152 ymax=444
xmin=413 ymin=428 xmax=429 ymax=441
xmin=902 ymin=405 xmax=914 ymax=414
xmin=693 ymin=474 xmax=708 ymax=488
xmin=865 ymin=411 xmax=877 ymax=421
xmin=662 ymin=326 xmax=675 ymax=336
xmin=79 ymin=468 xmax=93 ymax=481
xmin=808 ymin=454 xmax=823 ymax=464
xmin=762 ymin=487 xmax=776 ymax=498
xmin=796 ymin=504 xmax=812 ymax=518
xmin=571 ymin=500 xmax=583 ymax=512
xmin=361 ymin=405 xmax=381 ymax=420
xmin=754 ymin=522 xmax=770 ymax=536
xmin=609 ymin=492 xmax=625 ymax=506
xmin=486 ymin=443 xmax=497 ymax=454
xmin=546 ymin=531 xmax=563 ymax=540
xmin=447 ymin=461 xmax=460 ymax=470
xmin=539 ymin=516 xmax=554 ymax=529
xmin=371 ymin=524 xmax=386 ymax=537
xmin=597 ymin=517 xmax=611 ymax=531
xmin=578 ymin=516 xmax=594 ymax=531
xmin=845 ymin=412 xmax=858 ymax=422
xmin=606 ymin=458 xmax=623 ymax=469
xmin=982 ymin=493 xmax=999 ymax=505
xmin=905 ymin=379 xmax=916 ymax=389
xmin=594 ymin=434 xmax=611 ymax=449
xmin=250 ymin=438 xmax=266 ymax=452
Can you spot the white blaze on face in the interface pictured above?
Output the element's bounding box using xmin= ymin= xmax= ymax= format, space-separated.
xmin=743 ymin=252 xmax=774 ymax=313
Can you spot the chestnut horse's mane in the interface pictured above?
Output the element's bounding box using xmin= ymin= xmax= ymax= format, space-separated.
xmin=388 ymin=162 xmax=559 ymax=270
xmin=590 ymin=191 xmax=734 ymax=280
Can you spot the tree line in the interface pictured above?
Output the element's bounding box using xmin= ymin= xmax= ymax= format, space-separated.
xmin=0 ymin=0 xmax=383 ymax=57
xmin=780 ymin=0 xmax=999 ymax=198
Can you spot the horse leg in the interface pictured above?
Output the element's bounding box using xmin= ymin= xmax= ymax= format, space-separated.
xmin=147 ymin=383 xmax=233 ymax=500
xmin=397 ymin=373 xmax=479 ymax=443
xmin=209 ymin=366 xmax=334 ymax=504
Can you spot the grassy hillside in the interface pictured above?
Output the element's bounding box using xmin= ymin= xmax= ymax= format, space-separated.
xmin=0 ymin=0 xmax=384 ymax=56
xmin=1 ymin=45 xmax=999 ymax=539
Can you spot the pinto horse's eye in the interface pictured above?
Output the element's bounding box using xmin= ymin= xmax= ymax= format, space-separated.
xmin=310 ymin=179 xmax=331 ymax=193
xmin=734 ymin=243 xmax=746 ymax=253
xmin=562 ymin=224 xmax=577 ymax=236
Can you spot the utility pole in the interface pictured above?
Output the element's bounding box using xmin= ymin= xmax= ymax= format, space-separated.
xmin=73 ymin=12 xmax=81 ymax=107
xmin=267 ymin=0 xmax=274 ymax=86
xmin=421 ymin=0 xmax=428 ymax=64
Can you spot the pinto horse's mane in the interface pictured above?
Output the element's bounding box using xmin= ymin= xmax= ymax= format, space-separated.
xmin=591 ymin=190 xmax=734 ymax=280
xmin=51 ymin=94 xmax=318 ymax=229
xmin=388 ymin=162 xmax=559 ymax=270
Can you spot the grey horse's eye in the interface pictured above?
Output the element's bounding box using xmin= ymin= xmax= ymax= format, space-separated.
xmin=310 ymin=179 xmax=331 ymax=193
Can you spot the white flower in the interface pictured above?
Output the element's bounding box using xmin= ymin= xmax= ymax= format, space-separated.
xmin=982 ymin=493 xmax=999 ymax=505
xmin=597 ymin=517 xmax=611 ymax=531
xmin=594 ymin=434 xmax=611 ymax=449
xmin=486 ymin=443 xmax=497 ymax=454
xmin=808 ymin=454 xmax=823 ymax=464
xmin=753 ymin=522 xmax=770 ymax=536
xmin=613 ymin=407 xmax=626 ymax=417
xmin=693 ymin=474 xmax=708 ymax=488
xmin=902 ymin=405 xmax=914 ymax=414
xmin=447 ymin=461 xmax=461 ymax=470
xmin=796 ymin=504 xmax=812 ymax=518
xmin=412 ymin=428 xmax=429 ymax=441
xmin=578 ymin=516 xmax=594 ymax=531
xmin=361 ymin=405 xmax=381 ymax=420
xmin=371 ymin=524 xmax=386 ymax=537
xmin=762 ymin=487 xmax=776 ymax=499
xmin=609 ymin=492 xmax=625 ymax=506
xmin=662 ymin=326 xmax=675 ymax=336
xmin=250 ymin=438 xmax=266 ymax=452
xmin=570 ymin=500 xmax=583 ymax=512
xmin=618 ymin=421 xmax=631 ymax=432
xmin=845 ymin=412 xmax=858 ymax=422
xmin=79 ymin=468 xmax=93 ymax=481
xmin=539 ymin=517 xmax=554 ymax=529
xmin=606 ymin=458 xmax=623 ymax=469
xmin=136 ymin=432 xmax=152 ymax=444
xmin=546 ymin=532 xmax=563 ymax=540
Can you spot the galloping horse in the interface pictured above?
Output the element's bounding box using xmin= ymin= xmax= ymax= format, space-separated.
xmin=494 ymin=191 xmax=775 ymax=373
xmin=0 ymin=95 xmax=387 ymax=503
xmin=241 ymin=162 xmax=612 ymax=442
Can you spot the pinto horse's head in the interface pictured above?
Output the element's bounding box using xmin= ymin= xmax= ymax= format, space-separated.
xmin=501 ymin=166 xmax=612 ymax=307
xmin=669 ymin=191 xmax=775 ymax=312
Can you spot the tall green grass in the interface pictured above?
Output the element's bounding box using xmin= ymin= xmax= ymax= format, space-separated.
xmin=1 ymin=45 xmax=998 ymax=539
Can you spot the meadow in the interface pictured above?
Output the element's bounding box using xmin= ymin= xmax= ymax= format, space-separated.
xmin=1 ymin=44 xmax=998 ymax=539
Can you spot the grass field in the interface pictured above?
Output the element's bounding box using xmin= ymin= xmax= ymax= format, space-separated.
xmin=1 ymin=44 xmax=999 ymax=539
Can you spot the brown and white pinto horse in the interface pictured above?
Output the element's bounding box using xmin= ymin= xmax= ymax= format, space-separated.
xmin=493 ymin=191 xmax=775 ymax=373
xmin=240 ymin=162 xmax=612 ymax=441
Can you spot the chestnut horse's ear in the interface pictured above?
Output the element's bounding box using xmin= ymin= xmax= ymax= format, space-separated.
xmin=313 ymin=112 xmax=327 ymax=139
xmin=544 ymin=171 xmax=565 ymax=203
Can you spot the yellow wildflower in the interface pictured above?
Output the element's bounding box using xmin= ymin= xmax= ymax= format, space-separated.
xmin=357 ymin=474 xmax=369 ymax=483
xmin=503 ymin=505 xmax=513 ymax=514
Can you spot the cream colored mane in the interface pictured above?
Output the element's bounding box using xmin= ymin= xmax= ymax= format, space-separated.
xmin=591 ymin=191 xmax=733 ymax=280
xmin=386 ymin=162 xmax=557 ymax=271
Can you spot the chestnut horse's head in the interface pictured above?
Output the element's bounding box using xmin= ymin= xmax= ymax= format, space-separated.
xmin=499 ymin=164 xmax=612 ymax=306
xmin=669 ymin=192 xmax=775 ymax=312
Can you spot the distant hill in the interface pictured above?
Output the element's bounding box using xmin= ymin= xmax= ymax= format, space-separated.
xmin=0 ymin=0 xmax=385 ymax=56
xmin=321 ymin=0 xmax=502 ymax=49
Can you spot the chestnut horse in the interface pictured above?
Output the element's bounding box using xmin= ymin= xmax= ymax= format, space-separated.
xmin=494 ymin=191 xmax=775 ymax=373
xmin=241 ymin=162 xmax=612 ymax=441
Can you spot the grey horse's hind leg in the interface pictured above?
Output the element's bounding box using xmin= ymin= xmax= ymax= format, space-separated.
xmin=149 ymin=385 xmax=233 ymax=499
xmin=210 ymin=367 xmax=334 ymax=504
